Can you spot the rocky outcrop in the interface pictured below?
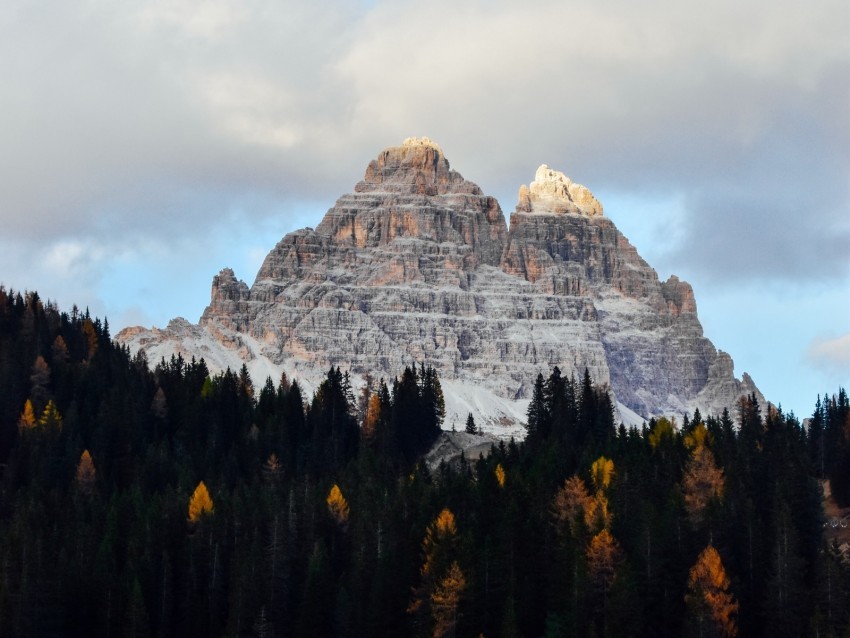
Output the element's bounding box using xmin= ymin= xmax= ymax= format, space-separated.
xmin=517 ymin=165 xmax=603 ymax=217
xmin=118 ymin=139 xmax=765 ymax=431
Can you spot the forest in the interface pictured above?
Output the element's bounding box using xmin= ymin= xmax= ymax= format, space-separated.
xmin=0 ymin=287 xmax=848 ymax=637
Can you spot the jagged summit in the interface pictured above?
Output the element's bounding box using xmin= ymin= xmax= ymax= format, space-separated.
xmin=354 ymin=136 xmax=480 ymax=197
xmin=401 ymin=136 xmax=443 ymax=152
xmin=517 ymin=164 xmax=603 ymax=217
xmin=118 ymin=139 xmax=764 ymax=433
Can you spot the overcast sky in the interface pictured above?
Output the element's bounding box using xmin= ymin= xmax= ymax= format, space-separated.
xmin=1 ymin=0 xmax=848 ymax=418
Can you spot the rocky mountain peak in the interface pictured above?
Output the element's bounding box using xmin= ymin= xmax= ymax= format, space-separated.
xmin=118 ymin=139 xmax=764 ymax=433
xmin=517 ymin=164 xmax=603 ymax=217
xmin=354 ymin=136 xmax=480 ymax=197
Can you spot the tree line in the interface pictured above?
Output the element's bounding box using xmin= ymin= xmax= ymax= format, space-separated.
xmin=0 ymin=287 xmax=847 ymax=637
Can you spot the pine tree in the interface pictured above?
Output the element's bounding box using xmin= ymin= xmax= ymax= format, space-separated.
xmin=465 ymin=413 xmax=477 ymax=435
xmin=526 ymin=373 xmax=549 ymax=441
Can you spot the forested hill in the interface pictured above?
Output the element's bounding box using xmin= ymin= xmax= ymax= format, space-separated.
xmin=0 ymin=287 xmax=848 ymax=637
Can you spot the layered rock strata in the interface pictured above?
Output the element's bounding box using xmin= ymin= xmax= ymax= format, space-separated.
xmin=118 ymin=137 xmax=763 ymax=432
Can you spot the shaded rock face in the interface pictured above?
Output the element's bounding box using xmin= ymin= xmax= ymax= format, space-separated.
xmin=119 ymin=139 xmax=764 ymax=428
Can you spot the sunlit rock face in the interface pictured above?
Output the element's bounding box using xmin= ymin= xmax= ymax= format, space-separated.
xmin=118 ymin=139 xmax=764 ymax=431
xmin=517 ymin=164 xmax=603 ymax=217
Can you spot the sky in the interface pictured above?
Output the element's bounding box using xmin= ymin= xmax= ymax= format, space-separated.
xmin=1 ymin=0 xmax=848 ymax=418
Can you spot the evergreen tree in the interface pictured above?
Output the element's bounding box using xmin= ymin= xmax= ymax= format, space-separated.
xmin=526 ymin=373 xmax=549 ymax=441
xmin=465 ymin=413 xmax=477 ymax=435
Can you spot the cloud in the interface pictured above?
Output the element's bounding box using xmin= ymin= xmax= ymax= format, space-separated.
xmin=0 ymin=0 xmax=847 ymax=292
xmin=807 ymin=333 xmax=850 ymax=376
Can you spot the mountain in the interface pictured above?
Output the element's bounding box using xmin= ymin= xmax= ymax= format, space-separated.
xmin=117 ymin=137 xmax=763 ymax=433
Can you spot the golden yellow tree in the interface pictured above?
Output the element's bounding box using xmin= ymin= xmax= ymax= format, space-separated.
xmin=590 ymin=456 xmax=615 ymax=492
xmin=409 ymin=508 xmax=460 ymax=629
xmin=188 ymin=481 xmax=214 ymax=522
xmin=684 ymin=421 xmax=710 ymax=451
xmin=421 ymin=509 xmax=457 ymax=576
xmin=326 ymin=484 xmax=350 ymax=528
xmin=17 ymin=399 xmax=36 ymax=431
xmin=648 ymin=416 xmax=676 ymax=449
xmin=38 ymin=400 xmax=63 ymax=431
xmin=686 ymin=544 xmax=738 ymax=637
xmin=430 ymin=561 xmax=467 ymax=638
xmin=75 ymin=449 xmax=96 ymax=495
xmin=494 ymin=463 xmax=506 ymax=488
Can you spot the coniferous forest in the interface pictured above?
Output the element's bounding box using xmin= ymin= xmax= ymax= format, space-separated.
xmin=0 ymin=288 xmax=848 ymax=637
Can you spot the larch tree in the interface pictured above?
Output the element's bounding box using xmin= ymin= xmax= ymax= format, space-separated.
xmin=553 ymin=475 xmax=591 ymax=538
xmin=17 ymin=399 xmax=36 ymax=431
xmin=494 ymin=463 xmax=506 ymax=488
xmin=326 ymin=484 xmax=350 ymax=528
xmin=430 ymin=560 xmax=467 ymax=638
xmin=586 ymin=528 xmax=622 ymax=635
xmin=409 ymin=508 xmax=460 ymax=633
xmin=590 ymin=456 xmax=615 ymax=492
xmin=648 ymin=416 xmax=675 ymax=450
xmin=584 ymin=491 xmax=612 ymax=533
xmin=75 ymin=449 xmax=96 ymax=496
xmin=362 ymin=392 xmax=382 ymax=443
xmin=585 ymin=456 xmax=615 ymax=533
xmin=38 ymin=400 xmax=62 ymax=431
xmin=188 ymin=481 xmax=214 ymax=523
xmin=682 ymin=424 xmax=725 ymax=527
xmin=686 ymin=544 xmax=738 ymax=637
xmin=587 ymin=528 xmax=621 ymax=594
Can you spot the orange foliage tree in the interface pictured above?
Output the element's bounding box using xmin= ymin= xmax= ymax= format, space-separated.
xmin=75 ymin=449 xmax=96 ymax=495
xmin=430 ymin=560 xmax=467 ymax=638
xmin=362 ymin=392 xmax=382 ymax=442
xmin=494 ymin=463 xmax=506 ymax=488
xmin=188 ymin=481 xmax=214 ymax=523
xmin=409 ymin=508 xmax=462 ymax=634
xmin=326 ymin=484 xmax=350 ymax=528
xmin=686 ymin=544 xmax=739 ymax=637
xmin=553 ymin=475 xmax=591 ymax=537
xmin=17 ymin=399 xmax=36 ymax=431
xmin=587 ymin=528 xmax=621 ymax=594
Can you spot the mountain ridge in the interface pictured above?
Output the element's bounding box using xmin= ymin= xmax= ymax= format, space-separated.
xmin=118 ymin=137 xmax=764 ymax=432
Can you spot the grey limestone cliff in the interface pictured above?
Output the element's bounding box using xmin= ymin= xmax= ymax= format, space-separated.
xmin=118 ymin=137 xmax=764 ymax=431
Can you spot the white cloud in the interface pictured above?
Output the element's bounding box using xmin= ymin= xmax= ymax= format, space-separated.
xmin=0 ymin=0 xmax=847 ymax=305
xmin=807 ymin=333 xmax=850 ymax=376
